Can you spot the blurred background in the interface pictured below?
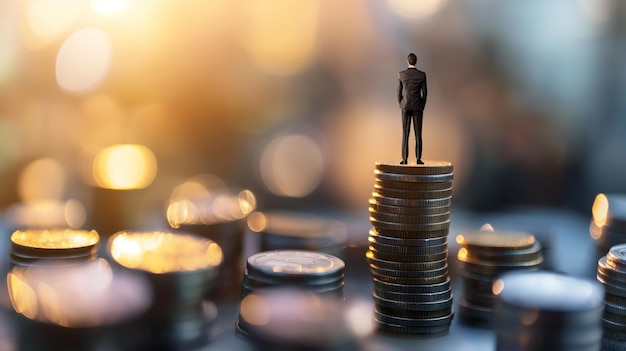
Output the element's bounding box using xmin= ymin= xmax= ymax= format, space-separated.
xmin=0 ymin=0 xmax=625 ymax=234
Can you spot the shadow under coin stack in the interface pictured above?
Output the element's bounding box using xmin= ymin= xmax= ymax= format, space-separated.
xmin=367 ymin=161 xmax=454 ymax=336
xmin=494 ymin=271 xmax=604 ymax=351
xmin=597 ymin=244 xmax=626 ymax=351
xmin=237 ymin=250 xmax=345 ymax=337
xmin=456 ymin=231 xmax=543 ymax=324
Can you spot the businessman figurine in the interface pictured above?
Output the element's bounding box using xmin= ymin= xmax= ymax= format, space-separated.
xmin=397 ymin=53 xmax=427 ymax=165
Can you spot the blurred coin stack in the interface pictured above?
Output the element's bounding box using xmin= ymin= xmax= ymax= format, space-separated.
xmin=237 ymin=250 xmax=345 ymax=338
xmin=456 ymin=231 xmax=543 ymax=324
xmin=367 ymin=161 xmax=454 ymax=336
xmin=494 ymin=271 xmax=604 ymax=351
xmin=238 ymin=289 xmax=360 ymax=351
xmin=9 ymin=229 xmax=100 ymax=267
xmin=251 ymin=211 xmax=348 ymax=258
xmin=240 ymin=250 xmax=345 ymax=298
xmin=593 ymin=194 xmax=626 ymax=267
xmin=108 ymin=231 xmax=223 ymax=350
xmin=597 ymin=244 xmax=626 ymax=350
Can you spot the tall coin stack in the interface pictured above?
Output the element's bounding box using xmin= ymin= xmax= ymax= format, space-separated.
xmin=367 ymin=161 xmax=454 ymax=336
xmin=597 ymin=244 xmax=626 ymax=351
xmin=456 ymin=231 xmax=543 ymax=324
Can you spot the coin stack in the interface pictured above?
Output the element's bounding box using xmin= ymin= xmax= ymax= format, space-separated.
xmin=456 ymin=231 xmax=543 ymax=324
xmin=494 ymin=271 xmax=604 ymax=351
xmin=367 ymin=161 xmax=454 ymax=336
xmin=237 ymin=250 xmax=346 ymax=338
xmin=240 ymin=250 xmax=345 ymax=298
xmin=237 ymin=289 xmax=360 ymax=351
xmin=597 ymin=244 xmax=626 ymax=350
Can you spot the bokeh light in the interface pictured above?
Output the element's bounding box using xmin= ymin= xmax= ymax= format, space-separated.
xmin=18 ymin=158 xmax=65 ymax=203
xmin=90 ymin=0 xmax=128 ymax=15
xmin=480 ymin=223 xmax=495 ymax=232
xmin=92 ymin=144 xmax=157 ymax=190
xmin=56 ymin=28 xmax=112 ymax=93
xmin=259 ymin=133 xmax=325 ymax=198
xmin=166 ymin=176 xmax=256 ymax=228
xmin=240 ymin=0 xmax=319 ymax=75
xmin=592 ymin=193 xmax=609 ymax=227
xmin=108 ymin=231 xmax=223 ymax=273
xmin=7 ymin=259 xmax=151 ymax=327
xmin=386 ymin=0 xmax=447 ymax=20
xmin=22 ymin=0 xmax=82 ymax=50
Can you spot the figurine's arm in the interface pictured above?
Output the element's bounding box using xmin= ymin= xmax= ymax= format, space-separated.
xmin=421 ymin=75 xmax=428 ymax=108
xmin=397 ymin=75 xmax=403 ymax=106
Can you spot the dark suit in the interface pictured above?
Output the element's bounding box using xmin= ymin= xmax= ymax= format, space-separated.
xmin=397 ymin=67 xmax=427 ymax=162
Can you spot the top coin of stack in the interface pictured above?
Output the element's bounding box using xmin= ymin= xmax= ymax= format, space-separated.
xmin=597 ymin=244 xmax=626 ymax=351
xmin=367 ymin=161 xmax=454 ymax=336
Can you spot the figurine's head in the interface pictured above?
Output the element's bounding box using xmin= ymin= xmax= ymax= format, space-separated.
xmin=407 ymin=53 xmax=417 ymax=66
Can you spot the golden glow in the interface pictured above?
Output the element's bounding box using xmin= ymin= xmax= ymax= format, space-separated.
xmin=109 ymin=231 xmax=223 ymax=274
xmin=18 ymin=158 xmax=65 ymax=202
xmin=592 ymin=193 xmax=609 ymax=227
xmin=386 ymin=0 xmax=447 ymax=19
xmin=92 ymin=144 xmax=157 ymax=190
xmin=247 ymin=212 xmax=268 ymax=232
xmin=7 ymin=271 xmax=38 ymax=319
xmin=23 ymin=0 xmax=82 ymax=50
xmin=7 ymin=260 xmax=151 ymax=327
xmin=240 ymin=293 xmax=271 ymax=326
xmin=241 ymin=0 xmax=319 ymax=75
xmin=492 ymin=279 xmax=504 ymax=295
xmin=91 ymin=0 xmax=128 ymax=14
xmin=7 ymin=199 xmax=86 ymax=229
xmin=480 ymin=223 xmax=495 ymax=232
xmin=456 ymin=234 xmax=465 ymax=245
xmin=11 ymin=229 xmax=99 ymax=249
xmin=590 ymin=221 xmax=603 ymax=241
xmin=457 ymin=247 xmax=468 ymax=262
xmin=167 ymin=176 xmax=256 ymax=227
xmin=56 ymin=28 xmax=111 ymax=93
xmin=260 ymin=134 xmax=325 ymax=198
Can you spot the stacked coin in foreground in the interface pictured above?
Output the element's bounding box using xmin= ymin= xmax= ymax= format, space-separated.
xmin=367 ymin=161 xmax=454 ymax=336
xmin=238 ymin=289 xmax=359 ymax=351
xmin=494 ymin=271 xmax=604 ymax=351
xmin=238 ymin=250 xmax=345 ymax=338
xmin=597 ymin=244 xmax=626 ymax=350
xmin=456 ymin=231 xmax=543 ymax=324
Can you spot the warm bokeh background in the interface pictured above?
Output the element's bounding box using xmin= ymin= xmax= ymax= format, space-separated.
xmin=1 ymin=0 xmax=625 ymax=233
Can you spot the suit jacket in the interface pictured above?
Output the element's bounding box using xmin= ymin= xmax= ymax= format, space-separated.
xmin=397 ymin=67 xmax=427 ymax=111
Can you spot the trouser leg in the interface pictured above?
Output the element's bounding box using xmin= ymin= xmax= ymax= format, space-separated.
xmin=401 ymin=109 xmax=412 ymax=161
xmin=414 ymin=111 xmax=423 ymax=161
